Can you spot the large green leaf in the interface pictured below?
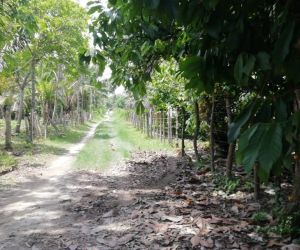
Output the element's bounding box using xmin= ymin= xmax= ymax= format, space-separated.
xmin=228 ymin=103 xmax=254 ymax=143
xmin=234 ymin=54 xmax=243 ymax=83
xmin=257 ymin=123 xmax=282 ymax=181
xmin=146 ymin=0 xmax=160 ymax=9
xmin=236 ymin=123 xmax=283 ymax=181
xmin=272 ymin=20 xmax=295 ymax=65
xmin=234 ymin=53 xmax=256 ymax=84
xmin=257 ymin=52 xmax=271 ymax=71
xmin=237 ymin=124 xmax=265 ymax=172
xmin=274 ymin=99 xmax=287 ymax=121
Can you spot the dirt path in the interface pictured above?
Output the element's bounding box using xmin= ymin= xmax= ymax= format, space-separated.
xmin=0 ymin=119 xmax=102 ymax=250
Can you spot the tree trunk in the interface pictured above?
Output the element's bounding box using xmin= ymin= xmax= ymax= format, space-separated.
xmin=89 ymin=89 xmax=93 ymax=120
xmin=193 ymin=101 xmax=200 ymax=161
xmin=225 ymin=97 xmax=235 ymax=178
xmin=163 ymin=111 xmax=165 ymax=142
xmin=181 ymin=107 xmax=186 ymax=157
xmin=146 ymin=112 xmax=150 ymax=137
xmin=29 ymin=59 xmax=36 ymax=143
xmin=254 ymin=162 xmax=260 ymax=200
xmin=4 ymin=104 xmax=12 ymax=150
xmin=77 ymin=91 xmax=80 ymax=125
xmin=168 ymin=108 xmax=171 ymax=143
xmin=176 ymin=108 xmax=179 ymax=145
xmin=15 ymin=88 xmax=24 ymax=133
xmin=160 ymin=111 xmax=163 ymax=141
xmin=149 ymin=109 xmax=153 ymax=138
xmin=169 ymin=109 xmax=173 ymax=143
xmin=210 ymin=95 xmax=215 ymax=172
xmin=293 ymin=89 xmax=300 ymax=201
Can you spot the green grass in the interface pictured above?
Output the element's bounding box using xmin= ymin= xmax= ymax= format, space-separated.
xmin=0 ymin=151 xmax=17 ymax=174
xmin=46 ymin=123 xmax=93 ymax=147
xmin=0 ymin=114 xmax=103 ymax=174
xmin=74 ymin=110 xmax=172 ymax=171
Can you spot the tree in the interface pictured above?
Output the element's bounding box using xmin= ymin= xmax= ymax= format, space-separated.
xmin=88 ymin=0 xmax=300 ymax=202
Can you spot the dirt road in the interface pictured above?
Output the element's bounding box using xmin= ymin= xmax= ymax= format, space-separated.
xmin=0 ymin=120 xmax=102 ymax=249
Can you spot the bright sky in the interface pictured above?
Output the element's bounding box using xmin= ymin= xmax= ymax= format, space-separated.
xmin=76 ymin=0 xmax=108 ymax=8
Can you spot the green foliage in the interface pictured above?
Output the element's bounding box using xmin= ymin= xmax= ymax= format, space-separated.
xmin=0 ymin=152 xmax=17 ymax=174
xmin=256 ymin=212 xmax=300 ymax=237
xmin=236 ymin=123 xmax=283 ymax=181
xmin=148 ymin=59 xmax=188 ymax=110
xmin=213 ymin=174 xmax=240 ymax=194
xmin=251 ymin=212 xmax=270 ymax=225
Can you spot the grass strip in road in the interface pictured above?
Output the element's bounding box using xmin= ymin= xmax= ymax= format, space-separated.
xmin=74 ymin=111 xmax=172 ymax=171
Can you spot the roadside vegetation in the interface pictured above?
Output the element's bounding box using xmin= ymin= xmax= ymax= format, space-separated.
xmin=0 ymin=113 xmax=103 ymax=175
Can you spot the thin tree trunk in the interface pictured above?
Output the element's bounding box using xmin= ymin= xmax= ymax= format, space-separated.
xmin=4 ymin=104 xmax=12 ymax=150
xmin=29 ymin=59 xmax=36 ymax=143
xmin=293 ymin=89 xmax=300 ymax=201
xmin=210 ymin=95 xmax=215 ymax=172
xmin=254 ymin=162 xmax=260 ymax=200
xmin=181 ymin=107 xmax=186 ymax=157
xmin=193 ymin=101 xmax=200 ymax=161
xmin=163 ymin=111 xmax=165 ymax=142
xmin=77 ymin=92 xmax=80 ymax=125
xmin=15 ymin=88 xmax=24 ymax=133
xmin=176 ymin=108 xmax=179 ymax=145
xmin=160 ymin=111 xmax=163 ymax=141
xmin=226 ymin=143 xmax=235 ymax=178
xmin=225 ymin=97 xmax=235 ymax=178
xmin=89 ymin=89 xmax=93 ymax=120
xmin=149 ymin=109 xmax=153 ymax=138
xmin=146 ymin=112 xmax=150 ymax=137
xmin=168 ymin=108 xmax=171 ymax=143
xmin=169 ymin=109 xmax=173 ymax=143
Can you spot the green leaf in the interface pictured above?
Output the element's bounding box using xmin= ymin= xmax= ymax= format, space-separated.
xmin=272 ymin=20 xmax=295 ymax=65
xmin=88 ymin=4 xmax=102 ymax=14
xmin=274 ymin=99 xmax=287 ymax=121
xmin=257 ymin=123 xmax=282 ymax=181
xmin=234 ymin=54 xmax=243 ymax=83
xmin=135 ymin=100 xmax=145 ymax=115
xmin=228 ymin=103 xmax=254 ymax=143
xmin=257 ymin=52 xmax=271 ymax=71
xmin=207 ymin=18 xmax=222 ymax=39
xmin=108 ymin=0 xmax=117 ymax=5
xmin=203 ymin=0 xmax=219 ymax=9
xmin=243 ymin=54 xmax=256 ymax=77
xmin=238 ymin=124 xmax=265 ymax=172
xmin=147 ymin=0 xmax=160 ymax=9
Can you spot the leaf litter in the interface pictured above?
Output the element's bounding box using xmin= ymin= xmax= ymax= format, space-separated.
xmin=3 ymin=151 xmax=295 ymax=249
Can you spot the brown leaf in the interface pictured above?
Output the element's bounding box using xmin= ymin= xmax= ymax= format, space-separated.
xmin=281 ymin=243 xmax=300 ymax=250
xmin=191 ymin=236 xmax=202 ymax=247
xmin=117 ymin=234 xmax=135 ymax=245
xmin=151 ymin=222 xmax=169 ymax=234
xmin=231 ymin=205 xmax=239 ymax=214
xmin=161 ymin=215 xmax=183 ymax=222
xmin=199 ymin=238 xmax=214 ymax=248
xmin=267 ymin=239 xmax=284 ymax=248
xmin=209 ymin=215 xmax=223 ymax=224
xmin=195 ymin=218 xmax=213 ymax=235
